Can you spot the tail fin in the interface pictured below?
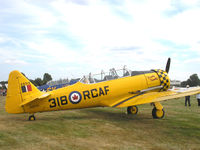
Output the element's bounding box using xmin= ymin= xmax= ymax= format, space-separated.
xmin=6 ymin=70 xmax=41 ymax=114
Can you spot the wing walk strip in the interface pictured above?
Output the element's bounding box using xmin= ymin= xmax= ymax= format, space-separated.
xmin=112 ymin=92 xmax=145 ymax=108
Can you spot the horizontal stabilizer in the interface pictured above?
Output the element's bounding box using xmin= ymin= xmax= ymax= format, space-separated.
xmin=20 ymin=93 xmax=50 ymax=106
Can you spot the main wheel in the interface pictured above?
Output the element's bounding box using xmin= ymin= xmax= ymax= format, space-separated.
xmin=28 ymin=115 xmax=36 ymax=121
xmin=152 ymin=108 xmax=165 ymax=119
xmin=127 ymin=106 xmax=138 ymax=115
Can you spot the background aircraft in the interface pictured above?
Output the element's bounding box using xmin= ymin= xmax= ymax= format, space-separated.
xmin=37 ymin=83 xmax=68 ymax=92
xmin=37 ymin=79 xmax=79 ymax=91
xmin=5 ymin=58 xmax=200 ymax=120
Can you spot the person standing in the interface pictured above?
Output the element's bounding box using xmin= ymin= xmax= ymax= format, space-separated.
xmin=185 ymin=85 xmax=191 ymax=107
xmin=196 ymin=93 xmax=200 ymax=106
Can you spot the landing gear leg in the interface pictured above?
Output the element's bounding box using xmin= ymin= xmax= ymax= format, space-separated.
xmin=127 ymin=106 xmax=138 ymax=115
xmin=28 ymin=114 xmax=36 ymax=121
xmin=152 ymin=102 xmax=165 ymax=119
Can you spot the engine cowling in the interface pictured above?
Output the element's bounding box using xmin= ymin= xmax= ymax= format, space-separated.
xmin=152 ymin=69 xmax=170 ymax=91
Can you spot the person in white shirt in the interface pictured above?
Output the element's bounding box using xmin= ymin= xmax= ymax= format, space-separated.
xmin=196 ymin=93 xmax=200 ymax=106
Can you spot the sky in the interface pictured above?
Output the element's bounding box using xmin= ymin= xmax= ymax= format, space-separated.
xmin=0 ymin=0 xmax=200 ymax=81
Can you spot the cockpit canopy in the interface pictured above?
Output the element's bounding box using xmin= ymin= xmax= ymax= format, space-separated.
xmin=80 ymin=67 xmax=131 ymax=84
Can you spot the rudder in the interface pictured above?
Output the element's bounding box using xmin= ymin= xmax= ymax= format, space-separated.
xmin=5 ymin=70 xmax=41 ymax=114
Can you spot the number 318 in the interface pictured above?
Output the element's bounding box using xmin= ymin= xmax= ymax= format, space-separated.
xmin=48 ymin=96 xmax=67 ymax=108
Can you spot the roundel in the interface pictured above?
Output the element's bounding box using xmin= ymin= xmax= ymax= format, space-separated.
xmin=69 ymin=91 xmax=82 ymax=104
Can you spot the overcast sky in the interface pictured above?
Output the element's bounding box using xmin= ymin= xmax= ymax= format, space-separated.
xmin=0 ymin=0 xmax=200 ymax=81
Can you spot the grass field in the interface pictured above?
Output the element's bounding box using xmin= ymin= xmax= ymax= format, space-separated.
xmin=0 ymin=96 xmax=200 ymax=150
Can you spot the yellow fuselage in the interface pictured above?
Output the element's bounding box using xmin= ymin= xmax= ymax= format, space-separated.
xmin=21 ymin=70 xmax=169 ymax=113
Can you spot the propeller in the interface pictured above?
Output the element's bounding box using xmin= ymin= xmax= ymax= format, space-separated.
xmin=165 ymin=57 xmax=171 ymax=73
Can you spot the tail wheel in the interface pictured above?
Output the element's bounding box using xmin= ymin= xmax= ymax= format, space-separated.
xmin=28 ymin=115 xmax=36 ymax=121
xmin=127 ymin=106 xmax=138 ymax=115
xmin=152 ymin=108 xmax=165 ymax=119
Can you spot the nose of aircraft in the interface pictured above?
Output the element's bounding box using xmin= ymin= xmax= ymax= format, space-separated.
xmin=153 ymin=58 xmax=171 ymax=91
xmin=153 ymin=69 xmax=170 ymax=91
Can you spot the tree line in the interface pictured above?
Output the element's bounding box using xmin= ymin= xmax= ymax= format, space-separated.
xmin=0 ymin=73 xmax=52 ymax=89
xmin=26 ymin=73 xmax=53 ymax=86
xmin=181 ymin=74 xmax=200 ymax=87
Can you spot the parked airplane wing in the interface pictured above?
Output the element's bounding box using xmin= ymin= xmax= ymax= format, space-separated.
xmin=111 ymin=87 xmax=200 ymax=108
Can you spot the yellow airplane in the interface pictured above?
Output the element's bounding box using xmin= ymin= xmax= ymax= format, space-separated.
xmin=5 ymin=58 xmax=200 ymax=121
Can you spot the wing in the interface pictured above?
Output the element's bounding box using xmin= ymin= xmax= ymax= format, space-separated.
xmin=106 ymin=87 xmax=200 ymax=108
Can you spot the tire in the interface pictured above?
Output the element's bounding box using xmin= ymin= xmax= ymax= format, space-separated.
xmin=152 ymin=108 xmax=165 ymax=119
xmin=29 ymin=115 xmax=36 ymax=121
xmin=127 ymin=106 xmax=138 ymax=115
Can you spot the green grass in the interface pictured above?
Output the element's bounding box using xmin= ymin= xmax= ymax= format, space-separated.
xmin=0 ymin=96 xmax=200 ymax=150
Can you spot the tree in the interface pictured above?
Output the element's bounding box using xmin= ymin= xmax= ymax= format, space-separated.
xmin=189 ymin=74 xmax=200 ymax=86
xmin=181 ymin=81 xmax=187 ymax=87
xmin=181 ymin=74 xmax=200 ymax=87
xmin=34 ymin=78 xmax=43 ymax=86
xmin=30 ymin=79 xmax=37 ymax=86
xmin=0 ymin=81 xmax=8 ymax=89
xmin=43 ymin=73 xmax=52 ymax=84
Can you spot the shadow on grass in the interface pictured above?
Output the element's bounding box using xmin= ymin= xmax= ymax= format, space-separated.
xmin=3 ymin=107 xmax=156 ymax=124
xmin=41 ymin=107 xmax=155 ymax=124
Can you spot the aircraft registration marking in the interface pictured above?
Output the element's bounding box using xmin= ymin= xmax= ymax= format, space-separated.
xmin=48 ymin=86 xmax=109 ymax=108
xmin=82 ymin=86 xmax=109 ymax=100
xmin=49 ymin=96 xmax=67 ymax=108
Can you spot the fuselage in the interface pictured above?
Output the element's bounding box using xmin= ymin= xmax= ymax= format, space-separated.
xmin=23 ymin=69 xmax=170 ymax=113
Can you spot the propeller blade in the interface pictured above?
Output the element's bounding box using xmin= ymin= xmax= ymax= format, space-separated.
xmin=165 ymin=58 xmax=171 ymax=73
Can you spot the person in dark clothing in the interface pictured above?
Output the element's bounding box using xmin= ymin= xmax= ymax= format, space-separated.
xmin=196 ymin=93 xmax=200 ymax=106
xmin=185 ymin=96 xmax=191 ymax=106
xmin=185 ymin=85 xmax=191 ymax=107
